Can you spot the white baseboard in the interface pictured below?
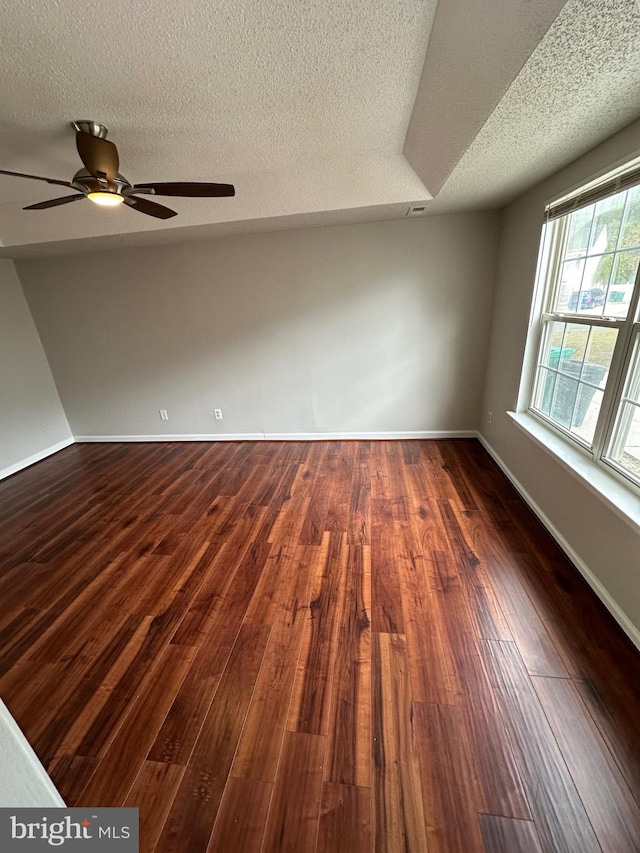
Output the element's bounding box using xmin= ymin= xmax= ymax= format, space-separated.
xmin=74 ymin=430 xmax=478 ymax=443
xmin=0 ymin=437 xmax=75 ymax=482
xmin=477 ymin=432 xmax=640 ymax=652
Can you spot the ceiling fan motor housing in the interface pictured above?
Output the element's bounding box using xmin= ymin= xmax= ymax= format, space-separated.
xmin=71 ymin=169 xmax=131 ymax=197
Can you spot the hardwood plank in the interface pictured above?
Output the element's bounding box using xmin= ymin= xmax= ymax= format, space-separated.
xmin=206 ymin=777 xmax=272 ymax=853
xmin=480 ymin=639 xmax=601 ymax=852
xmin=325 ymin=442 xmax=358 ymax=535
xmin=231 ymin=545 xmax=315 ymax=782
xmin=478 ymin=815 xmax=543 ymax=853
xmin=371 ymin=632 xmax=428 ymax=853
xmin=437 ymin=498 xmax=512 ymax=641
xmin=47 ymin=613 xmax=161 ymax=760
xmin=460 ymin=517 xmax=568 ymax=677
xmin=0 ymin=550 xmax=130 ymax=676
xmin=507 ymin=548 xmax=640 ymax=804
xmin=533 ymin=674 xmax=640 ymax=852
xmin=70 ymin=606 xmax=192 ymax=760
xmin=573 ymin=675 xmax=640 ymax=808
xmin=262 ymin=731 xmax=326 ymax=853
xmin=265 ymin=488 xmax=310 ymax=545
xmin=369 ymin=522 xmax=405 ymax=634
xmin=287 ymin=532 xmax=348 ymax=735
xmin=317 ymin=782 xmax=371 ymax=853
xmin=131 ymin=537 xmax=212 ymax=618
xmin=47 ymin=754 xmax=99 ymax=807
xmin=324 ymin=544 xmax=371 ymax=787
xmin=437 ymin=439 xmax=481 ymax=511
xmin=165 ymin=542 xmax=227 ymax=646
xmin=76 ymin=644 xmax=196 ymax=806
xmin=9 ymin=612 xmax=145 ymax=763
xmin=244 ymin=493 xmax=311 ymax=626
xmin=347 ymin=460 xmax=371 ymax=545
xmin=298 ymin=446 xmax=336 ymax=545
xmin=446 ymin=631 xmax=531 ymax=819
xmin=399 ymin=529 xmax=461 ymax=705
xmin=154 ymin=621 xmax=271 ymax=853
xmin=370 ymin=440 xmax=394 ymax=500
xmin=403 ymin=461 xmax=447 ymax=518
xmin=413 ymin=701 xmax=486 ymax=853
xmin=44 ymin=543 xmax=215 ymax=762
xmin=147 ymin=538 xmax=271 ymax=765
xmin=124 ymin=761 xmax=185 ymax=853
xmin=18 ymin=552 xmax=155 ymax=666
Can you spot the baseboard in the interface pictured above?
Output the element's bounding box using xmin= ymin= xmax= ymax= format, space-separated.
xmin=74 ymin=430 xmax=478 ymax=443
xmin=477 ymin=432 xmax=640 ymax=652
xmin=0 ymin=437 xmax=75 ymax=482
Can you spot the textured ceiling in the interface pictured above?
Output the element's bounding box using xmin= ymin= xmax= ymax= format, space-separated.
xmin=0 ymin=0 xmax=639 ymax=255
xmin=430 ymin=0 xmax=640 ymax=213
xmin=404 ymin=0 xmax=568 ymax=197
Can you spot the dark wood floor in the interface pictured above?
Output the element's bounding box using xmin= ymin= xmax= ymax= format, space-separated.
xmin=0 ymin=439 xmax=639 ymax=852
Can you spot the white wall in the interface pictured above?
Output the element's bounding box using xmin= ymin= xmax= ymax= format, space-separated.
xmin=18 ymin=214 xmax=499 ymax=439
xmin=0 ymin=260 xmax=72 ymax=478
xmin=480 ymin=117 xmax=640 ymax=638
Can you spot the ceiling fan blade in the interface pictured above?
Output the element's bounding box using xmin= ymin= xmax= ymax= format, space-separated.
xmin=0 ymin=169 xmax=73 ymax=189
xmin=124 ymin=195 xmax=177 ymax=220
xmin=76 ymin=133 xmax=119 ymax=181
xmin=23 ymin=194 xmax=85 ymax=210
xmin=132 ymin=182 xmax=235 ymax=198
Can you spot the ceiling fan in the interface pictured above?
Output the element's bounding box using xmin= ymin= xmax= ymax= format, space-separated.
xmin=0 ymin=120 xmax=235 ymax=220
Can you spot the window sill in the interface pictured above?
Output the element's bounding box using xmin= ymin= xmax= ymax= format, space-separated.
xmin=507 ymin=411 xmax=640 ymax=532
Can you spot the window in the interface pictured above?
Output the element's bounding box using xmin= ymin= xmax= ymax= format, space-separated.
xmin=527 ymin=161 xmax=640 ymax=491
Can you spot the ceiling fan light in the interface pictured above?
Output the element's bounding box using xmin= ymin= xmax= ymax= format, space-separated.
xmin=87 ymin=191 xmax=124 ymax=207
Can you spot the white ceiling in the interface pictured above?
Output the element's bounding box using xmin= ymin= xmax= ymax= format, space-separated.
xmin=0 ymin=0 xmax=639 ymax=257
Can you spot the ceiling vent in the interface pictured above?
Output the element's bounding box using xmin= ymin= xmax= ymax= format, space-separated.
xmin=406 ymin=204 xmax=428 ymax=216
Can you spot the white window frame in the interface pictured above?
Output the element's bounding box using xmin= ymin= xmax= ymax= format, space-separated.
xmin=523 ymin=160 xmax=640 ymax=497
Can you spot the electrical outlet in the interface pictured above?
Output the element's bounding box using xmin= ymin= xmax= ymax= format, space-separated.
xmin=487 ymin=411 xmax=492 ymax=424
xmin=214 ymin=408 xmax=223 ymax=420
xmin=159 ymin=409 xmax=168 ymax=421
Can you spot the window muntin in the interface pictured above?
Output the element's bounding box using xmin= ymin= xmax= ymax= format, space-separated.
xmin=529 ymin=177 xmax=640 ymax=492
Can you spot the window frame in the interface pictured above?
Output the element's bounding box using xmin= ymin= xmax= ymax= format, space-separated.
xmin=525 ymin=176 xmax=640 ymax=496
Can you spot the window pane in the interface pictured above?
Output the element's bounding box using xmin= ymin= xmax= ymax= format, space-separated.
xmin=557 ymin=323 xmax=589 ymax=367
xmin=583 ymin=326 xmax=619 ymax=371
xmin=566 ymin=206 xmax=593 ymax=253
xmin=607 ymin=334 xmax=640 ymax=484
xmin=539 ymin=320 xmax=574 ymax=366
xmin=603 ymin=248 xmax=640 ymax=319
xmin=532 ymin=320 xmax=617 ymax=448
xmin=571 ymin=387 xmax=603 ymax=445
xmin=590 ymin=194 xmax=624 ymax=253
xmin=558 ymin=258 xmax=585 ymax=311
xmin=534 ymin=367 xmax=556 ymax=416
xmin=619 ymin=185 xmax=640 ymax=250
xmin=572 ymin=251 xmax=611 ymax=318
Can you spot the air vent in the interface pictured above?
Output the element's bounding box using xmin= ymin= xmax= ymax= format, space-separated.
xmin=406 ymin=204 xmax=427 ymax=217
